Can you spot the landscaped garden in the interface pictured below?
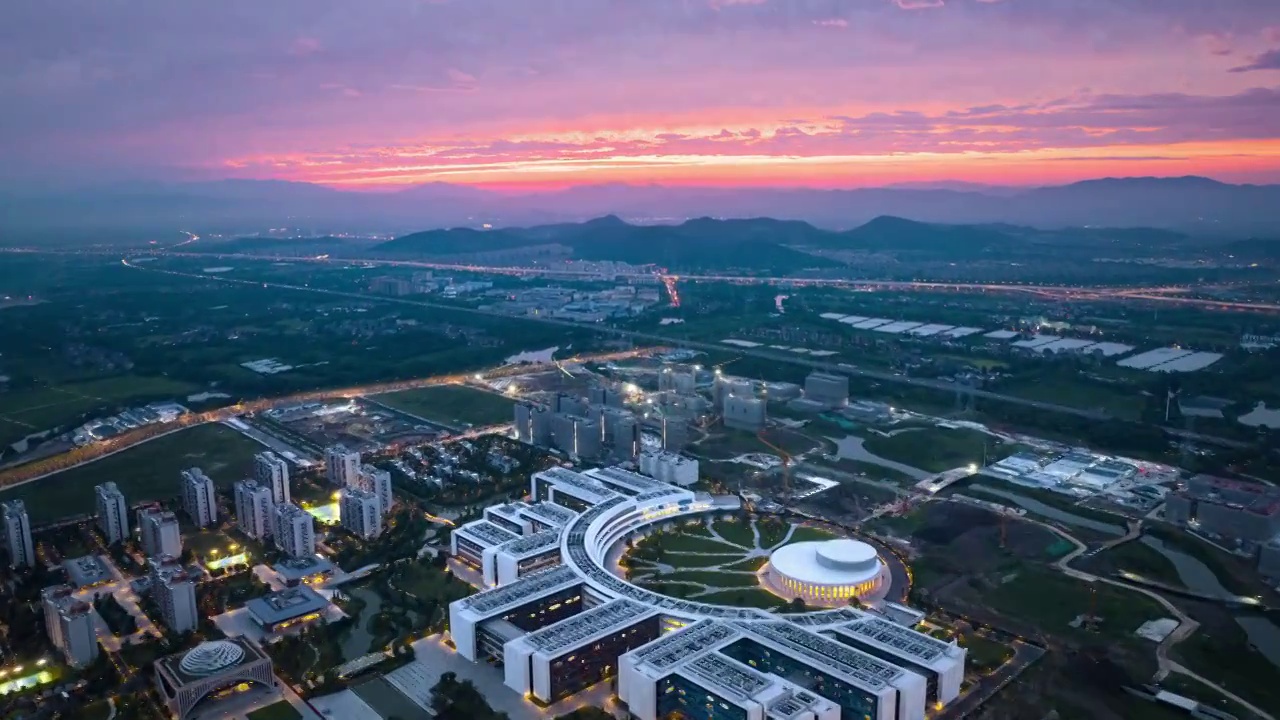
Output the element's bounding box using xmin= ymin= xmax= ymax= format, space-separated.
xmin=621 ymin=513 xmax=838 ymax=610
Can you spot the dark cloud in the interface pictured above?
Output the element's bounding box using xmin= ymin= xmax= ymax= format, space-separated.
xmin=1230 ymin=48 xmax=1280 ymax=72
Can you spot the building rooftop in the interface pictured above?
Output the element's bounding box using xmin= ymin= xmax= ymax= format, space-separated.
xmin=834 ymin=616 xmax=956 ymax=665
xmin=459 ymin=565 xmax=583 ymax=617
xmin=498 ymin=530 xmax=561 ymax=559
xmin=735 ymin=621 xmax=905 ymax=692
xmin=680 ymin=653 xmax=773 ymax=701
xmin=535 ymin=468 xmax=613 ymax=502
xmin=272 ymin=556 xmax=334 ymax=582
xmin=584 ymin=467 xmax=669 ymax=496
xmin=630 ymin=620 xmax=741 ymax=671
xmin=63 ymin=555 xmax=112 ymax=588
xmin=245 ymin=585 xmax=329 ymax=625
xmin=521 ymin=501 xmax=577 ymax=527
xmin=455 ymin=519 xmax=520 ymax=547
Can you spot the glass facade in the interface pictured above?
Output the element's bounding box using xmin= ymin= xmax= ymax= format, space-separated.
xmin=501 ymin=587 xmax=583 ymax=632
xmin=547 ymin=617 xmax=661 ymax=701
xmin=551 ymin=490 xmax=593 ymax=514
xmin=721 ymin=639 xmax=880 ymax=720
xmin=656 ymin=674 xmax=748 ymax=720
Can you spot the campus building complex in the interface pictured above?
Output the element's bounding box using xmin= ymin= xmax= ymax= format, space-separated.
xmin=447 ymin=466 xmax=966 ymax=718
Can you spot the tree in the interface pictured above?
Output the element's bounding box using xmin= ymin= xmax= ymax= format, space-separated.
xmin=788 ymin=597 xmax=807 ymax=612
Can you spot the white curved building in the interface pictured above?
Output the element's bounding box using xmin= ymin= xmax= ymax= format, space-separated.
xmin=766 ymin=538 xmax=890 ymax=605
xmin=446 ymin=466 xmax=967 ymax=720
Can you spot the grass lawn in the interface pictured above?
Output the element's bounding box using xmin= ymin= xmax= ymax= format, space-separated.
xmin=664 ymin=570 xmax=761 ymax=588
xmin=640 ymin=533 xmax=746 ymax=555
xmin=958 ymin=633 xmax=1014 ymax=671
xmin=984 ymin=566 xmax=1167 ymax=641
xmin=723 ymin=556 xmax=769 ymax=572
xmin=653 ymin=553 xmax=745 ymax=568
xmin=0 ymin=422 xmax=263 ymax=524
xmin=712 ymin=518 xmax=756 ymax=547
xmin=864 ymin=428 xmax=1000 ymax=474
xmin=185 ymin=527 xmax=236 ymax=558
xmin=695 ymin=588 xmax=786 ymax=610
xmin=634 ymin=580 xmax=707 ymax=599
xmin=372 ymin=383 xmax=516 ymax=428
xmin=246 ymin=700 xmax=303 ymax=720
xmin=1099 ymin=540 xmax=1184 ymax=588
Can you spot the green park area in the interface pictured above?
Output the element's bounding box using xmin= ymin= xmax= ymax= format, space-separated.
xmin=0 ymin=422 xmax=262 ymax=524
xmin=624 ymin=514 xmax=839 ymax=611
xmin=246 ymin=701 xmax=302 ymax=720
xmin=863 ymin=427 xmax=1003 ymax=474
xmin=372 ymin=383 xmax=516 ymax=429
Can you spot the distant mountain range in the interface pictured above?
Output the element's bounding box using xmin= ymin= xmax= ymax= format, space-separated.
xmin=187 ymin=213 xmax=1265 ymax=274
xmin=2 ymin=176 xmax=1279 ymax=238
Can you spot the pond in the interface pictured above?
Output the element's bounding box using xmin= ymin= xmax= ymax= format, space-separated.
xmin=340 ymin=585 xmax=383 ymax=660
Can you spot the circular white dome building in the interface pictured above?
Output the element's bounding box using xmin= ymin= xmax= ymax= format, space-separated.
xmin=766 ymin=538 xmax=889 ymax=606
xmin=179 ymin=641 xmax=246 ymax=677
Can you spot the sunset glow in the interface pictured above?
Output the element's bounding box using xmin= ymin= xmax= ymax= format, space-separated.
xmin=3 ymin=0 xmax=1280 ymax=189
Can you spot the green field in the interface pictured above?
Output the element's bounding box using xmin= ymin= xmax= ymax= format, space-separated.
xmin=0 ymin=423 xmax=263 ymax=524
xmin=711 ymin=518 xmax=756 ymax=547
xmin=863 ymin=427 xmax=1000 ymax=474
xmin=0 ymin=375 xmax=201 ymax=446
xmin=372 ymin=383 xmax=517 ymax=428
xmin=998 ymin=375 xmax=1145 ymax=421
xmin=984 ymin=566 xmax=1167 ymax=641
xmin=246 ymin=701 xmax=303 ymax=720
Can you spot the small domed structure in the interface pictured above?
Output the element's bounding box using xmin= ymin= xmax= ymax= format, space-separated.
xmin=766 ymin=538 xmax=888 ymax=606
xmin=179 ymin=641 xmax=246 ymax=677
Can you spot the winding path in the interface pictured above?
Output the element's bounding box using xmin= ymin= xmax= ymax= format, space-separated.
xmin=975 ymin=499 xmax=1275 ymax=720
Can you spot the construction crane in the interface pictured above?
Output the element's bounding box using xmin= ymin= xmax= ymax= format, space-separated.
xmin=756 ymin=429 xmax=792 ymax=497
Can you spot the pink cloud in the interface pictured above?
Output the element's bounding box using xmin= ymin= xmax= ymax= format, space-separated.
xmin=289 ymin=36 xmax=322 ymax=56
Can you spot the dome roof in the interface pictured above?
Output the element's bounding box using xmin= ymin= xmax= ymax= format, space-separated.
xmin=768 ymin=539 xmax=881 ymax=586
xmin=179 ymin=641 xmax=245 ymax=676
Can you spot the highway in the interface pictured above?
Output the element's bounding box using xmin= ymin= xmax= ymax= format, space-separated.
xmin=157 ymin=249 xmax=1280 ymax=313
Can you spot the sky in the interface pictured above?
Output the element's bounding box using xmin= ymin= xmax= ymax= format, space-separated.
xmin=3 ymin=0 xmax=1280 ymax=190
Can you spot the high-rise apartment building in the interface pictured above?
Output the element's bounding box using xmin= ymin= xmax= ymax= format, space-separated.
xmin=180 ymin=468 xmax=218 ymax=528
xmin=2 ymin=499 xmax=35 ymax=568
xmin=325 ymin=445 xmax=361 ymax=487
xmin=234 ymin=479 xmax=274 ymax=540
xmin=41 ymin=585 xmax=99 ymax=667
xmin=358 ymin=465 xmax=393 ymax=517
xmin=253 ymin=451 xmax=290 ymax=505
xmin=340 ymin=489 xmax=383 ymax=539
xmin=152 ymin=562 xmax=199 ymax=634
xmin=273 ymin=504 xmax=316 ymax=559
xmin=95 ymin=482 xmax=129 ymax=545
xmin=137 ymin=506 xmax=183 ymax=559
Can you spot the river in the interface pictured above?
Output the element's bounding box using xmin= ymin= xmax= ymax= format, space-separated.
xmin=828 ymin=435 xmax=931 ymax=481
xmin=340 ymin=585 xmax=383 ymax=659
xmin=967 ymin=485 xmax=1125 ymax=536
